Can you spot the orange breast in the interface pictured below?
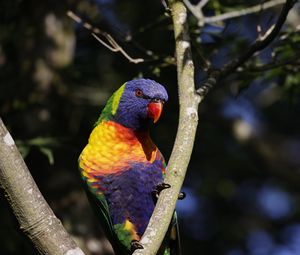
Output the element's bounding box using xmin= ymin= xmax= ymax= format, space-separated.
xmin=79 ymin=121 xmax=158 ymax=176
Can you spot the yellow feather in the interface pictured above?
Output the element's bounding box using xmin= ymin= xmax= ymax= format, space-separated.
xmin=112 ymin=83 xmax=126 ymax=115
xmin=79 ymin=120 xmax=158 ymax=175
xmin=124 ymin=219 xmax=139 ymax=240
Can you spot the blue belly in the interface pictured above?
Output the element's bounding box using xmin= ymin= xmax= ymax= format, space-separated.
xmin=102 ymin=161 xmax=164 ymax=236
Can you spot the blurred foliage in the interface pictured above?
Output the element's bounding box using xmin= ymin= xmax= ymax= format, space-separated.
xmin=0 ymin=0 xmax=300 ymax=255
xmin=16 ymin=137 xmax=59 ymax=164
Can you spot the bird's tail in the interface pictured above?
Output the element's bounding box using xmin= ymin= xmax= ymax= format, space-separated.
xmin=158 ymin=212 xmax=181 ymax=255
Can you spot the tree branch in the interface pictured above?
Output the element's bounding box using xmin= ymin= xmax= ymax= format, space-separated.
xmin=133 ymin=1 xmax=200 ymax=254
xmin=204 ymin=0 xmax=286 ymax=24
xmin=196 ymin=0 xmax=296 ymax=97
xmin=0 ymin=118 xmax=85 ymax=255
xmin=197 ymin=0 xmax=210 ymax=9
xmin=131 ymin=1 xmax=295 ymax=254
xmin=243 ymin=54 xmax=300 ymax=72
xmin=183 ymin=0 xmax=210 ymax=27
xmin=221 ymin=0 xmax=295 ymax=78
xmin=183 ymin=0 xmax=205 ymax=26
xmin=67 ymin=11 xmax=144 ymax=64
xmin=184 ymin=0 xmax=287 ymax=27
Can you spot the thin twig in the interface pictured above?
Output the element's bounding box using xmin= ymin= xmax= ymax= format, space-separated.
xmin=184 ymin=0 xmax=286 ymax=27
xmin=196 ymin=0 xmax=295 ymax=98
xmin=67 ymin=11 xmax=144 ymax=64
xmin=221 ymin=0 xmax=296 ymax=78
xmin=243 ymin=55 xmax=300 ymax=72
xmin=204 ymin=0 xmax=286 ymax=23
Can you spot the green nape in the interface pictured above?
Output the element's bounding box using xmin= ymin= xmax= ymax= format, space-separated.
xmin=95 ymin=83 xmax=126 ymax=125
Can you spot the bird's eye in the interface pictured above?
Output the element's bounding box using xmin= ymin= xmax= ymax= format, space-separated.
xmin=135 ymin=89 xmax=143 ymax=98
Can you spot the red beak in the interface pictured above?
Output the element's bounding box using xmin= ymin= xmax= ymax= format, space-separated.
xmin=147 ymin=102 xmax=163 ymax=123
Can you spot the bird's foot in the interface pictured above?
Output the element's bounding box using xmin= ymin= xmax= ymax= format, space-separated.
xmin=152 ymin=183 xmax=186 ymax=200
xmin=178 ymin=191 xmax=186 ymax=200
xmin=131 ymin=240 xmax=144 ymax=252
xmin=152 ymin=182 xmax=171 ymax=199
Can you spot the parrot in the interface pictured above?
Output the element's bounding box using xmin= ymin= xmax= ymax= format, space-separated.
xmin=79 ymin=79 xmax=182 ymax=255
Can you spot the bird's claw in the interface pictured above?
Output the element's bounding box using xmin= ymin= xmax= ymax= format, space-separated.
xmin=131 ymin=240 xmax=144 ymax=252
xmin=152 ymin=183 xmax=186 ymax=201
xmin=152 ymin=182 xmax=171 ymax=199
xmin=178 ymin=192 xmax=186 ymax=200
xmin=156 ymin=182 xmax=171 ymax=192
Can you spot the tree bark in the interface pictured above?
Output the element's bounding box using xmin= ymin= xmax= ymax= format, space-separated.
xmin=0 ymin=118 xmax=85 ymax=255
xmin=132 ymin=1 xmax=201 ymax=254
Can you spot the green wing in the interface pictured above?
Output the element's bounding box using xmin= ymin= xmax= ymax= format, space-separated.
xmin=80 ymin=173 xmax=114 ymax=235
xmin=80 ymin=170 xmax=130 ymax=255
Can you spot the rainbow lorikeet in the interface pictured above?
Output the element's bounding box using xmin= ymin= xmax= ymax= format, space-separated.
xmin=79 ymin=79 xmax=181 ymax=255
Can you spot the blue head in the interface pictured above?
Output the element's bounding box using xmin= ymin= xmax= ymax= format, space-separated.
xmin=109 ymin=79 xmax=168 ymax=131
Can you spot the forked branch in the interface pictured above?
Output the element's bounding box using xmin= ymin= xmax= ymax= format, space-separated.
xmin=67 ymin=11 xmax=144 ymax=64
xmin=196 ymin=0 xmax=296 ymax=98
xmin=184 ymin=0 xmax=287 ymax=26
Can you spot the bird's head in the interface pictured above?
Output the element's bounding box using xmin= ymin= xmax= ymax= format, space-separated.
xmin=98 ymin=79 xmax=168 ymax=131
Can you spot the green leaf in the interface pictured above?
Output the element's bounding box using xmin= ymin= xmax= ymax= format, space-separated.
xmin=27 ymin=137 xmax=59 ymax=147
xmin=39 ymin=147 xmax=54 ymax=165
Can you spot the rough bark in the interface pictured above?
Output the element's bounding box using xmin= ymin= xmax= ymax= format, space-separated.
xmin=132 ymin=1 xmax=201 ymax=254
xmin=0 ymin=118 xmax=85 ymax=255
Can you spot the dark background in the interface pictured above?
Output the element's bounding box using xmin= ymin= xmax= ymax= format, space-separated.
xmin=1 ymin=0 xmax=300 ymax=254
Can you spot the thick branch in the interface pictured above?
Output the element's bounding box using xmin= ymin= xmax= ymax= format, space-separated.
xmin=0 ymin=118 xmax=85 ymax=255
xmin=133 ymin=1 xmax=200 ymax=255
